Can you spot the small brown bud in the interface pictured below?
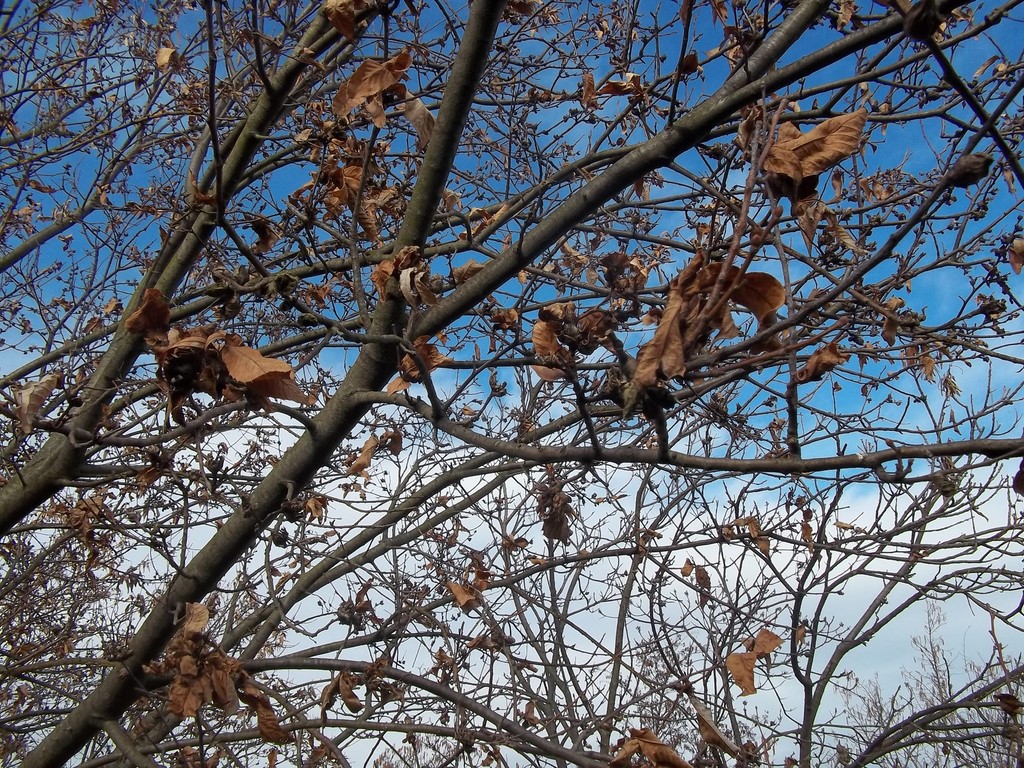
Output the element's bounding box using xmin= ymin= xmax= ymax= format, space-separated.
xmin=945 ymin=152 xmax=994 ymax=189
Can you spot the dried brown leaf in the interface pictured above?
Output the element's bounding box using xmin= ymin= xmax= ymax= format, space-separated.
xmin=337 ymin=672 xmax=364 ymax=712
xmin=323 ymin=0 xmax=364 ymax=41
xmin=695 ymin=565 xmax=711 ymax=607
xmin=532 ymin=319 xmax=566 ymax=358
xmin=1008 ymin=238 xmax=1024 ymax=275
xmin=491 ymin=307 xmax=519 ymax=329
xmin=126 ymin=288 xmax=171 ymax=346
xmin=333 ymin=50 xmax=411 ymax=117
xmin=446 ymin=581 xmax=482 ymax=612
xmin=250 ymin=218 xmax=280 ymax=254
xmin=401 ymin=98 xmax=434 ymax=151
xmin=726 ymin=652 xmax=758 ymax=695
xmin=688 ymin=695 xmax=741 ymax=756
xmin=636 ymin=729 xmax=694 ymax=768
xmin=752 ymin=628 xmax=783 ymax=654
xmin=180 ymin=603 xmax=211 ymax=636
xmin=1013 ymin=460 xmax=1024 ymax=497
xmin=13 ymin=372 xmax=63 ymax=435
xmin=155 ymin=47 xmax=177 ymax=71
xmin=239 ymin=682 xmax=291 ymax=744
xmin=219 ymin=341 xmax=292 ymax=384
xmin=580 ymin=72 xmax=598 ymax=110
xmin=796 ymin=341 xmax=850 ymax=383
xmin=348 ymin=435 xmax=379 ymax=478
xmin=945 ymin=152 xmax=993 ymax=188
xmin=765 ymin=110 xmax=867 ymax=178
xmin=452 ymin=259 xmax=485 ymax=284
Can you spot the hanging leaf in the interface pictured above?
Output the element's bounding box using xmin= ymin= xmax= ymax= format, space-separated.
xmin=446 ymin=581 xmax=482 ymax=612
xmin=796 ymin=341 xmax=849 ymax=383
xmin=1007 ymin=238 xmax=1024 ymax=275
xmin=763 ymin=110 xmax=867 ymax=203
xmin=250 ymin=218 xmax=280 ymax=254
xmin=320 ymin=672 xmax=364 ymax=717
xmin=580 ymin=72 xmax=598 ymax=110
xmin=401 ymin=98 xmax=434 ymax=150
xmin=333 ymin=50 xmax=412 ymax=121
xmin=125 ymin=288 xmax=171 ymax=346
xmin=323 ymin=0 xmax=365 ymax=42
xmin=1012 ymin=459 xmax=1024 ymax=496
xmin=155 ymin=47 xmax=177 ymax=71
xmin=387 ymin=336 xmax=452 ymax=394
xmin=179 ymin=603 xmax=211 ymax=636
xmin=610 ymin=728 xmax=693 ymax=768
xmin=217 ymin=337 xmax=310 ymax=405
xmin=12 ymin=372 xmax=63 ymax=435
xmin=694 ymin=565 xmax=712 ymax=607
xmin=347 ymin=435 xmax=380 ymax=478
xmin=765 ymin=110 xmax=867 ymax=179
xmin=452 ymin=259 xmax=485 ymax=284
xmin=688 ymin=695 xmax=742 ymax=756
xmin=240 ymin=683 xmax=291 ymax=744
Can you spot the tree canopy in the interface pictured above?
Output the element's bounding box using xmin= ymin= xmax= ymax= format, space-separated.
xmin=2 ymin=0 xmax=1024 ymax=766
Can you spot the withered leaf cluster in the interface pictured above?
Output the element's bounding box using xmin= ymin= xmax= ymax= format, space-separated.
xmin=126 ymin=289 xmax=310 ymax=423
xmin=535 ymin=468 xmax=574 ymax=542
xmin=629 ymin=256 xmax=785 ymax=403
xmin=531 ymin=302 xmax=616 ymax=381
xmin=145 ymin=603 xmax=290 ymax=744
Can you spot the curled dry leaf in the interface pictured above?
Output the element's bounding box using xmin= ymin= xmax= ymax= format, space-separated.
xmin=945 ymin=152 xmax=993 ymax=189
xmin=763 ymin=110 xmax=867 ymax=203
xmin=333 ymin=49 xmax=412 ymax=122
xmin=599 ymin=73 xmax=643 ymax=97
xmin=179 ymin=603 xmax=211 ymax=636
xmin=320 ymin=672 xmax=364 ymax=717
xmin=347 ymin=435 xmax=379 ymax=478
xmin=491 ymin=307 xmax=519 ymax=330
xmin=240 ymin=682 xmax=291 ymax=744
xmin=323 ymin=0 xmax=365 ymax=41
xmin=13 ymin=371 xmax=63 ymax=435
xmin=694 ymin=565 xmax=711 ymax=607
xmin=537 ymin=472 xmax=573 ymax=541
xmin=632 ymin=258 xmax=785 ymax=393
xmin=881 ymin=297 xmax=905 ymax=345
xmin=726 ymin=652 xmax=759 ymax=695
xmin=796 ymin=341 xmax=850 ymax=383
xmin=750 ymin=627 xmax=784 ymax=654
xmin=217 ymin=336 xmax=311 ymax=405
xmin=1007 ymin=238 xmax=1024 ymax=275
xmin=401 ymin=97 xmax=434 ymax=150
xmin=903 ymin=0 xmax=943 ymax=39
xmin=1012 ymin=459 xmax=1024 ymax=497
xmin=446 ymin=581 xmax=482 ymax=612
xmin=688 ymin=694 xmax=741 ymax=757
xmin=580 ymin=72 xmax=598 ymax=110
xmin=125 ymin=288 xmax=171 ymax=346
xmin=764 ymin=110 xmax=867 ymax=182
xmin=155 ymin=47 xmax=177 ymax=71
xmin=250 ymin=217 xmax=280 ymax=254
xmin=387 ymin=336 xmax=453 ymax=394
xmin=995 ymin=692 xmax=1024 ymax=715
xmin=610 ymin=728 xmax=693 ymax=768
xmin=452 ymin=258 xmax=485 ymax=284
